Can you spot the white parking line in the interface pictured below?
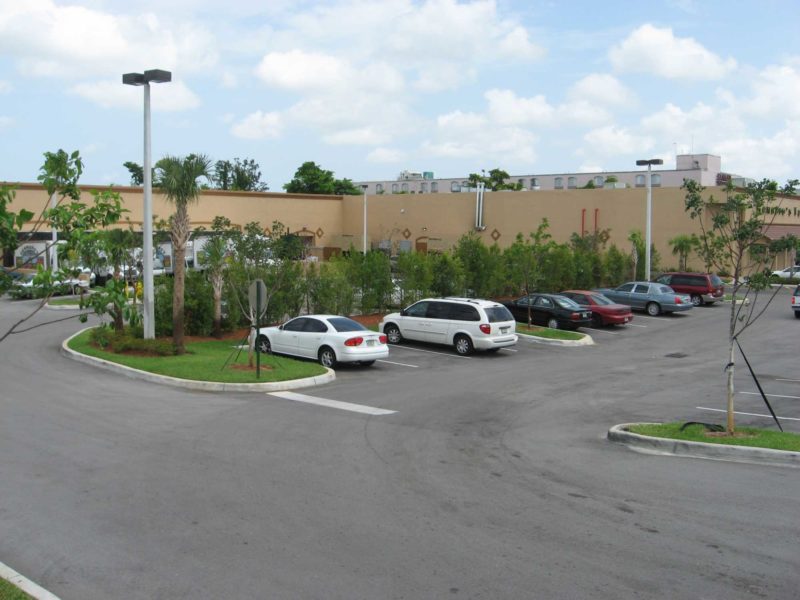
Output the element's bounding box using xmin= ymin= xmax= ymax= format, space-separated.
xmin=500 ymin=347 xmax=518 ymax=352
xmin=696 ymin=406 xmax=800 ymax=421
xmin=390 ymin=345 xmax=472 ymax=359
xmin=740 ymin=391 xmax=800 ymax=400
xmin=627 ymin=323 xmax=648 ymax=328
xmin=584 ymin=327 xmax=620 ymax=335
xmin=269 ymin=391 xmax=396 ymax=415
xmin=377 ymin=359 xmax=419 ymax=368
xmin=776 ymin=378 xmax=800 ymax=383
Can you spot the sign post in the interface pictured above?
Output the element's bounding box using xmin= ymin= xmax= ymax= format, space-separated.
xmin=248 ymin=279 xmax=267 ymax=379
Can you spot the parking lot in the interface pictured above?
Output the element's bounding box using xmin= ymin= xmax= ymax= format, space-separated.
xmin=1 ymin=289 xmax=799 ymax=599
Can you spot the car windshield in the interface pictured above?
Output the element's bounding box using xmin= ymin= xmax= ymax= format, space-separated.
xmin=484 ymin=306 xmax=514 ymax=322
xmin=328 ymin=317 xmax=367 ymax=332
xmin=589 ymin=293 xmax=614 ymax=306
xmin=555 ymin=297 xmax=580 ymax=309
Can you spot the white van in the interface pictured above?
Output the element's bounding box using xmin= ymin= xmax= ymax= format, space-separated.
xmin=379 ymin=297 xmax=518 ymax=355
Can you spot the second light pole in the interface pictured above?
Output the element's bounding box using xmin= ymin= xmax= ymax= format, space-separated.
xmin=361 ymin=184 xmax=368 ymax=254
xmin=635 ymin=158 xmax=663 ymax=281
xmin=123 ymin=69 xmax=171 ymax=339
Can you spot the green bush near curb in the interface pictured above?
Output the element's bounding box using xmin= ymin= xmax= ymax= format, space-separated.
xmin=629 ymin=422 xmax=800 ymax=452
xmin=67 ymin=328 xmax=327 ymax=383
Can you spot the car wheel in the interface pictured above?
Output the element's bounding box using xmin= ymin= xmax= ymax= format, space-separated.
xmin=257 ymin=335 xmax=271 ymax=354
xmin=360 ymin=360 xmax=376 ymax=366
xmin=690 ymin=294 xmax=703 ymax=307
xmin=646 ymin=302 xmax=661 ymax=316
xmin=454 ymin=334 xmax=474 ymax=355
xmin=384 ymin=324 xmax=402 ymax=344
xmin=318 ymin=346 xmax=337 ymax=368
xmin=591 ymin=314 xmax=604 ymax=327
xmin=547 ymin=317 xmax=559 ymax=329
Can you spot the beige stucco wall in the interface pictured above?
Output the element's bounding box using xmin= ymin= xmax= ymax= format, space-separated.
xmin=8 ymin=183 xmax=800 ymax=270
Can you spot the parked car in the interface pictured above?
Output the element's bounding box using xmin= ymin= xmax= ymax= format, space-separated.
xmin=379 ymin=297 xmax=517 ymax=355
xmin=594 ymin=281 xmax=693 ymax=316
xmin=792 ymin=284 xmax=800 ymax=319
xmin=503 ymin=293 xmax=592 ymax=330
xmin=256 ymin=315 xmax=388 ymax=368
xmin=559 ymin=290 xmax=633 ymax=327
xmin=772 ymin=266 xmax=800 ymax=280
xmin=653 ymin=272 xmax=724 ymax=306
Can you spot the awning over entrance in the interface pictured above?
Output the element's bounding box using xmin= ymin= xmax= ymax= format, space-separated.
xmin=761 ymin=224 xmax=800 ymax=240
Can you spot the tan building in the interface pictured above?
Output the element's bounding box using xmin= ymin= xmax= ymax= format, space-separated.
xmin=6 ymin=181 xmax=800 ymax=271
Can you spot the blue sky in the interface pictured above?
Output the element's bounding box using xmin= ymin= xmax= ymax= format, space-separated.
xmin=1 ymin=0 xmax=799 ymax=190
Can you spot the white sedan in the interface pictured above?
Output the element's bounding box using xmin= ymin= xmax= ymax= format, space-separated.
xmin=256 ymin=315 xmax=389 ymax=368
xmin=772 ymin=266 xmax=800 ymax=279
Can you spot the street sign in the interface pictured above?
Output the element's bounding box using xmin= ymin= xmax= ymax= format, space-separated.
xmin=248 ymin=279 xmax=268 ymax=317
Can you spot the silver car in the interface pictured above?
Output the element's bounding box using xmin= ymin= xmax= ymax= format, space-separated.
xmin=594 ymin=281 xmax=693 ymax=316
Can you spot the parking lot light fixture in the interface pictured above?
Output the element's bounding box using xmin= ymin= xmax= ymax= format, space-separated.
xmin=361 ymin=184 xmax=368 ymax=254
xmin=123 ymin=69 xmax=171 ymax=339
xmin=635 ymin=158 xmax=664 ymax=282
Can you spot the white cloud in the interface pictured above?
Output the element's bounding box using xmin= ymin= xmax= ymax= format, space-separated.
xmin=0 ymin=80 xmax=12 ymax=93
xmin=737 ymin=60 xmax=800 ymax=119
xmin=367 ymin=147 xmax=406 ymax=163
xmin=70 ymin=79 xmax=201 ymax=111
xmin=255 ymin=50 xmax=352 ymax=91
xmin=582 ymin=125 xmax=654 ymax=157
xmin=0 ymin=0 xmax=218 ymax=79
xmin=568 ymin=74 xmax=635 ymax=107
xmin=220 ymin=72 xmax=237 ymax=89
xmin=323 ymin=127 xmax=388 ymax=145
xmin=712 ymin=122 xmax=800 ymax=180
xmin=555 ymin=101 xmax=611 ymax=127
xmin=609 ymin=24 xmax=736 ymax=80
xmin=485 ymin=89 xmax=554 ymax=126
xmin=230 ymin=110 xmax=283 ymax=139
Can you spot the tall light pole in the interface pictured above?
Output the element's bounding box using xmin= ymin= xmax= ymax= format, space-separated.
xmin=636 ymin=158 xmax=663 ymax=281
xmin=361 ymin=184 xmax=368 ymax=254
xmin=123 ymin=69 xmax=171 ymax=339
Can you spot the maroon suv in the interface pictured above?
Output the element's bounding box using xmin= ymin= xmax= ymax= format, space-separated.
xmin=654 ymin=272 xmax=724 ymax=306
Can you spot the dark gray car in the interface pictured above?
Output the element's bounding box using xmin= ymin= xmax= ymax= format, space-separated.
xmin=594 ymin=281 xmax=693 ymax=316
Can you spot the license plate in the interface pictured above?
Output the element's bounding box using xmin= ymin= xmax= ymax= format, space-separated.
xmin=501 ymin=327 xmax=509 ymax=333
xmin=624 ymin=318 xmax=629 ymax=323
xmin=367 ymin=340 xmax=375 ymax=347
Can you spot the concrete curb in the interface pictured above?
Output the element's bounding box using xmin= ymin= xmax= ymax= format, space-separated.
xmin=517 ymin=331 xmax=594 ymax=346
xmin=61 ymin=328 xmax=336 ymax=393
xmin=608 ymin=423 xmax=800 ymax=468
xmin=0 ymin=561 xmax=61 ymax=600
xmin=45 ymin=302 xmax=84 ymax=311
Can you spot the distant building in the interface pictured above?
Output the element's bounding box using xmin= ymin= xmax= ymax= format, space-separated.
xmin=355 ymin=153 xmax=751 ymax=195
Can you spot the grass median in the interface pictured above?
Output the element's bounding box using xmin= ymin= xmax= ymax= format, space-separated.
xmin=67 ymin=328 xmax=327 ymax=383
xmin=0 ymin=577 xmax=34 ymax=600
xmin=515 ymin=324 xmax=585 ymax=341
xmin=629 ymin=422 xmax=800 ymax=452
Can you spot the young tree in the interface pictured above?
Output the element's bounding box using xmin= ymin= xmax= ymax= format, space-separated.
xmin=283 ymin=161 xmax=337 ymax=194
xmin=684 ymin=178 xmax=799 ymax=434
xmin=668 ymin=233 xmax=697 ymax=271
xmin=0 ymin=186 xmax=33 ymax=293
xmin=197 ymin=216 xmax=236 ymax=338
xmin=155 ymin=154 xmax=212 ymax=353
xmin=429 ymin=252 xmax=465 ymax=298
xmin=123 ymin=161 xmax=144 ymax=186
xmin=396 ymin=251 xmax=433 ymax=305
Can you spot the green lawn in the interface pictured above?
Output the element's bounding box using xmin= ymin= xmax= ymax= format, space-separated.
xmin=48 ymin=297 xmax=82 ymax=306
xmin=0 ymin=578 xmax=34 ymax=600
xmin=68 ymin=329 xmax=327 ymax=383
xmin=629 ymin=422 xmax=800 ymax=452
xmin=516 ymin=324 xmax=585 ymax=341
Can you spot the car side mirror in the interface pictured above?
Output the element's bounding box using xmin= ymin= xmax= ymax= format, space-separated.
xmin=400 ymin=309 xmax=407 ymax=316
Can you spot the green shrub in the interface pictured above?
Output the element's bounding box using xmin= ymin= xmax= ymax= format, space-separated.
xmin=88 ymin=325 xmax=177 ymax=355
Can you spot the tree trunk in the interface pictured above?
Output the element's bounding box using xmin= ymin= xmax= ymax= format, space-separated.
xmin=726 ymin=340 xmax=736 ymax=434
xmin=172 ymin=204 xmax=190 ymax=354
xmin=212 ymin=276 xmax=223 ymax=339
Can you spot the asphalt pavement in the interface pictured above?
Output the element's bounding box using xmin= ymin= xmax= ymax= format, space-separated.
xmin=1 ymin=290 xmax=799 ymax=599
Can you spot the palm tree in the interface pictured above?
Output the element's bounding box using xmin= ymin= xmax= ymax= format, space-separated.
xmin=155 ymin=154 xmax=212 ymax=353
xmin=668 ymin=234 xmax=696 ymax=271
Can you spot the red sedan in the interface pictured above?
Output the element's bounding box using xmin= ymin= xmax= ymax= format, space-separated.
xmin=559 ymin=290 xmax=634 ymax=327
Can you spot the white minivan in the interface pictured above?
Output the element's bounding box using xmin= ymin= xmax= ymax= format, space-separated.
xmin=379 ymin=297 xmax=518 ymax=355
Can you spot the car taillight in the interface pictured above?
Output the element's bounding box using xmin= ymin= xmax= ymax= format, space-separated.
xmin=675 ymin=296 xmax=683 ymax=304
xmin=793 ymin=297 xmax=798 ymax=305
xmin=571 ymin=313 xmax=580 ymax=320
xmin=344 ymin=337 xmax=364 ymax=347
xmin=379 ymin=334 xmax=387 ymax=344
xmin=479 ymin=324 xmax=491 ymax=334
